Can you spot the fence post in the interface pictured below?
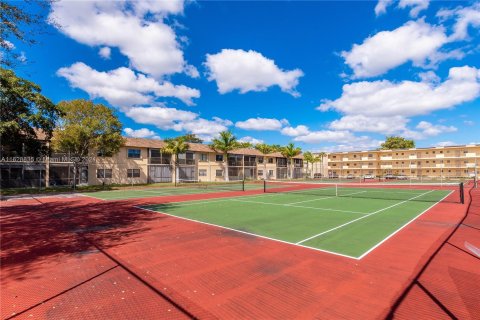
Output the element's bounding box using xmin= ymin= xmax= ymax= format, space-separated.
xmin=460 ymin=182 xmax=464 ymax=204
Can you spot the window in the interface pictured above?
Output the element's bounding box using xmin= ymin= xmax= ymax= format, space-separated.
xmin=150 ymin=149 xmax=161 ymax=158
xmin=215 ymin=154 xmax=223 ymax=162
xmin=215 ymin=169 xmax=223 ymax=177
xmin=268 ymin=158 xmax=274 ymax=164
xmin=128 ymin=149 xmax=141 ymax=158
xmin=127 ymin=169 xmax=140 ymax=178
xmin=199 ymin=169 xmax=207 ymax=177
xmin=368 ymin=154 xmax=373 ymax=157
xmin=258 ymin=157 xmax=264 ymax=164
xmin=199 ymin=153 xmax=208 ymax=162
xmin=332 ymin=155 xmax=336 ymax=158
xmin=97 ymin=169 xmax=112 ymax=178
xmin=258 ymin=170 xmax=263 ymax=176
xmin=268 ymin=170 xmax=274 ymax=177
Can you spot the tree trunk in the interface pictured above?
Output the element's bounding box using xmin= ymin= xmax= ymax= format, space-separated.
xmin=224 ymin=153 xmax=229 ymax=181
xmin=264 ymin=162 xmax=267 ymax=180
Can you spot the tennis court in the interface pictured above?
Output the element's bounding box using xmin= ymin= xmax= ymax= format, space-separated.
xmin=81 ymin=180 xmax=261 ymax=200
xmin=140 ymin=181 xmax=463 ymax=259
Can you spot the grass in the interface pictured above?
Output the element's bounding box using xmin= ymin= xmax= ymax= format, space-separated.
xmin=141 ymin=187 xmax=452 ymax=258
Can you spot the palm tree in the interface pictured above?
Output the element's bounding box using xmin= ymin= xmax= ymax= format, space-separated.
xmin=255 ymin=143 xmax=273 ymax=180
xmin=317 ymin=152 xmax=327 ymax=177
xmin=210 ymin=131 xmax=240 ymax=181
xmin=303 ymin=151 xmax=314 ymax=179
xmin=161 ymin=137 xmax=189 ymax=183
xmin=281 ymin=143 xmax=302 ymax=179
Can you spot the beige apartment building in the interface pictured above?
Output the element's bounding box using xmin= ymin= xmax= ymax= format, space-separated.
xmin=2 ymin=135 xmax=478 ymax=188
xmin=326 ymin=144 xmax=480 ymax=179
xmin=89 ymin=137 xmax=306 ymax=186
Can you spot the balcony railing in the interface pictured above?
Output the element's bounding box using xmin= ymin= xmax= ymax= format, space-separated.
xmin=177 ymin=159 xmax=196 ymax=165
xmin=228 ymin=160 xmax=243 ymax=166
xmin=149 ymin=157 xmax=171 ymax=164
xmin=244 ymin=161 xmax=256 ymax=167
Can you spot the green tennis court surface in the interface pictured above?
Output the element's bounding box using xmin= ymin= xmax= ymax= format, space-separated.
xmin=141 ymin=184 xmax=455 ymax=259
xmin=82 ymin=181 xmax=262 ymax=200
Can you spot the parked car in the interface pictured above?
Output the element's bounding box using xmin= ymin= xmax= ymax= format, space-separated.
xmin=346 ymin=174 xmax=355 ymax=179
xmin=328 ymin=174 xmax=339 ymax=179
xmin=363 ymin=174 xmax=375 ymax=179
xmin=313 ymin=173 xmax=323 ymax=179
xmin=396 ymin=175 xmax=408 ymax=180
xmin=384 ymin=174 xmax=395 ymax=180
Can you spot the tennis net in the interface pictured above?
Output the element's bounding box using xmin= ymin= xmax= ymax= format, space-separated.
xmin=176 ymin=179 xmax=245 ymax=192
xmin=264 ymin=180 xmax=464 ymax=204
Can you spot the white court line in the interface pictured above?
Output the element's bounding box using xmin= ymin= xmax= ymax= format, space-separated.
xmin=135 ymin=205 xmax=359 ymax=260
xmin=230 ymin=198 xmax=367 ymax=215
xmin=286 ymin=190 xmax=367 ymax=205
xmin=357 ymin=190 xmax=453 ymax=259
xmin=141 ymin=192 xmax=286 ymax=208
xmin=296 ymin=190 xmax=435 ymax=245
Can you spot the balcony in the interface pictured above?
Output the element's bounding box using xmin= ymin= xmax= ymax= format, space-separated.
xmin=466 ymin=163 xmax=476 ymax=168
xmin=228 ymin=160 xmax=244 ymax=166
xmin=436 ymin=154 xmax=444 ymax=158
xmin=177 ymin=159 xmax=196 ymax=165
xmin=149 ymin=157 xmax=171 ymax=165
xmin=381 ymin=165 xmax=393 ymax=169
xmin=342 ymin=157 xmax=349 ymax=161
xmin=465 ymin=153 xmax=477 ymax=158
xmin=380 ymin=156 xmax=392 ymax=160
xmin=409 ymin=155 xmax=417 ymax=159
xmin=244 ymin=161 xmax=257 ymax=167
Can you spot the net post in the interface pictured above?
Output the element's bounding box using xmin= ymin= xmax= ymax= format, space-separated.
xmin=264 ymin=180 xmax=266 ymax=193
xmin=242 ymin=179 xmax=245 ymax=191
xmin=459 ymin=182 xmax=464 ymax=204
xmin=335 ymin=184 xmax=338 ymax=197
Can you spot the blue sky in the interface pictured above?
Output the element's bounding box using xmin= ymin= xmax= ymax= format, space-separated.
xmin=10 ymin=0 xmax=480 ymax=151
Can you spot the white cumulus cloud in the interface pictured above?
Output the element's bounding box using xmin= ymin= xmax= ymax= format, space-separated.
xmin=416 ymin=121 xmax=457 ymax=136
xmin=318 ymin=66 xmax=480 ymax=117
xmin=235 ymin=117 xmax=289 ymax=131
xmin=57 ymin=62 xmax=200 ymax=106
xmin=329 ymin=115 xmax=409 ymax=134
xmin=98 ymin=47 xmax=111 ymax=59
xmin=375 ymin=0 xmax=429 ymax=17
xmin=238 ymin=136 xmax=264 ymax=145
xmin=342 ymin=20 xmax=448 ymax=78
xmin=438 ymin=3 xmax=480 ymax=41
xmin=205 ymin=49 xmax=304 ymax=96
xmin=49 ymin=0 xmax=193 ymax=78
xmin=124 ymin=127 xmax=160 ymax=139
xmin=281 ymin=125 xmax=310 ymax=137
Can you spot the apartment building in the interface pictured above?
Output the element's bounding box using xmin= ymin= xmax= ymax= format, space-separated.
xmin=89 ymin=137 xmax=307 ymax=185
xmin=327 ymin=144 xmax=480 ymax=178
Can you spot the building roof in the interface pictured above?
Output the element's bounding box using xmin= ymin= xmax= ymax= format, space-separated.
xmin=123 ymin=137 xmax=304 ymax=158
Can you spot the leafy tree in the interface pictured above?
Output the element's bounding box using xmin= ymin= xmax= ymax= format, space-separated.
xmin=255 ymin=143 xmax=273 ymax=180
xmin=161 ymin=137 xmax=190 ymax=183
xmin=380 ymin=136 xmax=415 ymax=150
xmin=303 ymin=151 xmax=314 ymax=178
xmin=175 ymin=133 xmax=203 ymax=143
xmin=281 ymin=143 xmax=302 ymax=179
xmin=0 ymin=67 xmax=62 ymax=156
xmin=237 ymin=141 xmax=252 ymax=148
xmin=1 ymin=1 xmax=53 ymax=67
xmin=314 ymin=152 xmax=327 ymax=178
xmin=52 ymin=99 xmax=124 ymax=189
xmin=210 ymin=131 xmax=241 ymax=181
xmin=269 ymin=144 xmax=282 ymax=152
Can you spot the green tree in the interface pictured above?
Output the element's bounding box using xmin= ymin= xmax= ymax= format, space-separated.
xmin=303 ymin=151 xmax=314 ymax=179
xmin=52 ymin=99 xmax=124 ymax=189
xmin=255 ymin=143 xmax=273 ymax=180
xmin=237 ymin=141 xmax=253 ymax=148
xmin=161 ymin=137 xmax=190 ymax=183
xmin=1 ymin=1 xmax=52 ymax=67
xmin=314 ymin=152 xmax=327 ymax=178
xmin=380 ymin=136 xmax=415 ymax=150
xmin=0 ymin=67 xmax=63 ymax=156
xmin=175 ymin=133 xmax=203 ymax=143
xmin=281 ymin=143 xmax=302 ymax=179
xmin=210 ymin=131 xmax=241 ymax=181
